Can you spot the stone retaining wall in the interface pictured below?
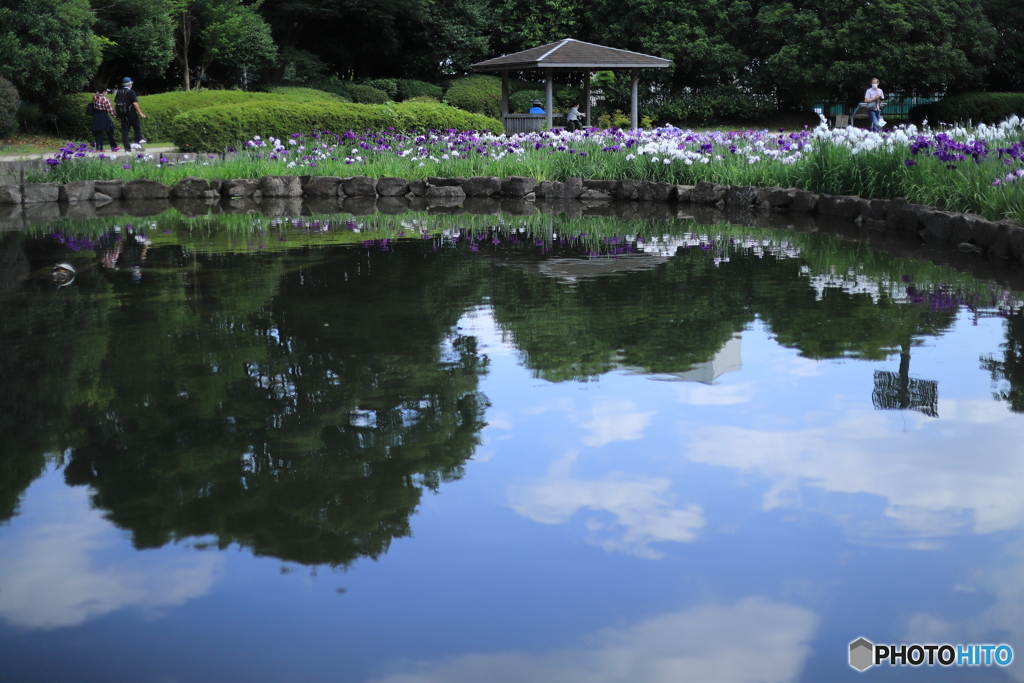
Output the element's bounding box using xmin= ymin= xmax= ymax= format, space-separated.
xmin=2 ymin=174 xmax=1022 ymax=267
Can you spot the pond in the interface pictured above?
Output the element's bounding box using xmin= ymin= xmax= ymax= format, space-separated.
xmin=2 ymin=206 xmax=1024 ymax=682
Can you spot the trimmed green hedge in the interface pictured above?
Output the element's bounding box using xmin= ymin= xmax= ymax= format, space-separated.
xmin=52 ymin=90 xmax=280 ymax=144
xmin=397 ymin=79 xmax=443 ymax=101
xmin=266 ymin=86 xmax=348 ymax=102
xmin=909 ymin=92 xmax=1024 ymax=125
xmin=169 ymin=100 xmax=503 ymax=152
xmin=443 ymin=75 xmax=502 ymax=119
xmin=346 ymin=84 xmax=389 ymax=104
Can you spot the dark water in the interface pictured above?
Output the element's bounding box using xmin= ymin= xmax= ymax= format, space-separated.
xmin=2 ymin=210 xmax=1024 ymax=682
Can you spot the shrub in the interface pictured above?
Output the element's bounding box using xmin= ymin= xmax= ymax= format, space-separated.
xmin=51 ymin=89 xmax=280 ymax=143
xmin=170 ymin=100 xmax=502 ymax=152
xmin=443 ymin=75 xmax=502 ymax=118
xmin=405 ymin=95 xmax=439 ymax=104
xmin=909 ymin=92 xmax=1024 ymax=125
xmin=362 ymin=79 xmax=398 ymax=99
xmin=651 ymin=86 xmax=776 ymax=126
xmin=267 ymin=86 xmax=347 ymax=102
xmin=510 ymin=89 xmax=544 ymax=114
xmin=346 ymin=84 xmax=389 ymax=104
xmin=396 ymin=79 xmax=443 ymax=102
xmin=0 ymin=77 xmax=18 ymax=138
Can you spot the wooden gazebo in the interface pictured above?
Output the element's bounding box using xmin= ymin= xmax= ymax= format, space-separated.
xmin=470 ymin=39 xmax=671 ymax=132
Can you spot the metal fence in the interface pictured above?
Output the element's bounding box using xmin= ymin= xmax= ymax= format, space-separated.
xmin=814 ymin=93 xmax=942 ymax=120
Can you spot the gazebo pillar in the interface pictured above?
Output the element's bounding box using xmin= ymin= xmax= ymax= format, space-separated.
xmin=545 ymin=67 xmax=553 ymax=130
xmin=630 ymin=68 xmax=639 ymax=130
xmin=501 ymin=69 xmax=509 ymax=120
xmin=583 ymin=72 xmax=591 ymax=127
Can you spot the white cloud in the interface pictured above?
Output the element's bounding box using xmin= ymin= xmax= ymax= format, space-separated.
xmin=369 ymin=596 xmax=818 ymax=683
xmin=677 ymin=383 xmax=754 ymax=406
xmin=508 ymin=476 xmax=704 ymax=559
xmin=579 ymin=400 xmax=655 ymax=448
xmin=685 ymin=400 xmax=1024 ymax=540
xmin=0 ymin=481 xmax=222 ymax=630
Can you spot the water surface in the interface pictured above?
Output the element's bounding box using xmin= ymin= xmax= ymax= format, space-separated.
xmin=2 ymin=211 xmax=1024 ymax=682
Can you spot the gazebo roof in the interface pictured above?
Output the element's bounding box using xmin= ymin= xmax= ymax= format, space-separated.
xmin=471 ymin=38 xmax=671 ymax=72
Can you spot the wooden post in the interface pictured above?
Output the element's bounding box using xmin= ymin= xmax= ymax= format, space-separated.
xmin=583 ymin=71 xmax=591 ymax=127
xmin=501 ymin=69 xmax=509 ymax=127
xmin=545 ymin=68 xmax=553 ymax=131
xmin=630 ymin=68 xmax=639 ymax=130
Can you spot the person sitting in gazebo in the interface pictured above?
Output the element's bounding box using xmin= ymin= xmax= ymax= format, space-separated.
xmin=529 ymin=99 xmax=545 ymax=114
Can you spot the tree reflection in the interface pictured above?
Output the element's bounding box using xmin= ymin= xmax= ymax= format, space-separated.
xmin=56 ymin=244 xmax=490 ymax=568
xmin=983 ymin=309 xmax=1024 ymax=412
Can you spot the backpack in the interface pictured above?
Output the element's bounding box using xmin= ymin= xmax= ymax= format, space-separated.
xmin=85 ymin=101 xmax=95 ymax=116
xmin=115 ymin=89 xmax=132 ymax=116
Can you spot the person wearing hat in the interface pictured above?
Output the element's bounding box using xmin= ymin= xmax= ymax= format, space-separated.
xmin=114 ymin=77 xmax=147 ymax=150
xmin=529 ymin=98 xmax=545 ymax=114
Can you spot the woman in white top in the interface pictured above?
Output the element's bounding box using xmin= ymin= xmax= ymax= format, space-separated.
xmin=566 ymin=104 xmax=581 ymax=131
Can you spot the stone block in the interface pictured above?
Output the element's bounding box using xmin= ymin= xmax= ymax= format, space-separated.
xmin=501 ymin=176 xmax=537 ymax=197
xmin=375 ymin=177 xmax=410 ymax=197
xmin=817 ymin=194 xmax=864 ymax=220
xmin=22 ymin=183 xmax=60 ymax=203
xmin=223 ymin=197 xmax=259 ymax=214
xmin=638 ymin=180 xmax=674 ymax=202
xmin=616 ymin=178 xmax=641 ymax=201
xmin=950 ymin=213 xmax=987 ymax=245
xmin=260 ymin=197 xmax=303 ymax=216
xmin=23 ymin=202 xmax=60 ymax=222
xmin=868 ymin=198 xmax=889 ymax=221
xmin=725 ymin=185 xmax=758 ymax=207
xmin=302 ymin=176 xmax=342 ymax=197
xmin=0 ymin=185 xmax=21 ymax=204
xmin=222 ymin=179 xmax=259 ymax=197
xmin=500 ymin=197 xmax=537 ymax=215
xmin=427 ymin=176 xmax=464 ymax=187
xmin=536 ymin=179 xmax=582 ymax=199
xmin=462 ymin=176 xmax=501 ymax=197
xmin=675 ymin=185 xmax=695 ymax=202
xmin=424 ymin=185 xmax=466 ymax=201
xmin=92 ymin=193 xmax=113 ymax=206
xmin=122 ymin=180 xmax=170 ymax=200
xmin=342 ymin=175 xmax=376 ymax=197
xmin=464 ymin=197 xmax=501 ymax=215
xmin=990 ymin=220 xmax=1015 ymax=260
xmin=94 ymin=179 xmax=124 ymax=200
xmin=768 ymin=188 xmax=797 ymax=208
xmin=918 ymin=210 xmax=956 ymax=242
xmin=1007 ymin=226 xmax=1024 ymax=264
xmin=692 ymin=181 xmax=728 ymax=205
xmin=260 ymin=175 xmax=303 ymax=197
xmin=790 ymin=190 xmax=819 ymax=213
xmin=63 ymin=202 xmax=98 ymax=220
xmin=342 ymin=196 xmax=378 ymax=216
xmin=886 ymin=198 xmax=923 ymax=233
xmin=579 ymin=188 xmax=612 ymax=201
xmin=170 ymin=176 xmax=210 ymax=198
xmin=123 ymin=198 xmax=169 ymax=216
xmin=408 ymin=179 xmax=427 ymax=197
xmin=583 ymin=179 xmax=617 ymax=193
xmin=60 ymin=180 xmax=94 ymax=202
xmin=756 ymin=187 xmax=780 ymax=205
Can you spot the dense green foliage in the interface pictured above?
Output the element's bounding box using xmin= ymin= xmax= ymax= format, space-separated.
xmin=362 ymin=78 xmax=398 ymax=99
xmin=909 ymin=93 xmax=1024 ymax=125
xmin=170 ymin=100 xmax=502 ymax=151
xmin=346 ymin=84 xmax=390 ymax=104
xmin=0 ymin=0 xmax=101 ymax=101
xmin=0 ymin=77 xmax=18 ymax=138
xmin=92 ymin=0 xmax=175 ymax=89
xmin=397 ymin=79 xmax=443 ymax=101
xmin=443 ymin=74 xmax=503 ymax=118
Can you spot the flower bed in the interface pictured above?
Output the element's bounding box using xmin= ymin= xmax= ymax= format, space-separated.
xmin=30 ymin=116 xmax=1024 ymax=223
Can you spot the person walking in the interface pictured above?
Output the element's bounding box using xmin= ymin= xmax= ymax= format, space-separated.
xmin=566 ymin=103 xmax=582 ymax=131
xmin=88 ymin=87 xmax=118 ymax=152
xmin=864 ymin=78 xmax=885 ymax=132
xmin=115 ymin=77 xmax=147 ymax=150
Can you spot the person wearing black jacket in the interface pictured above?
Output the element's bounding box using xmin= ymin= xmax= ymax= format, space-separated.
xmin=114 ymin=77 xmax=147 ymax=150
xmin=87 ymin=88 xmax=118 ymax=152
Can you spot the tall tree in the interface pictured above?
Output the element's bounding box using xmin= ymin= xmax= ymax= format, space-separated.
xmin=92 ymin=0 xmax=176 ymax=89
xmin=173 ymin=0 xmax=277 ymax=90
xmin=0 ymin=0 xmax=102 ymax=100
xmin=980 ymin=0 xmax=1024 ymax=91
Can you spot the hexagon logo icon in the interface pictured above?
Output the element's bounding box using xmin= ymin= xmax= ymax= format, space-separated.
xmin=850 ymin=637 xmax=874 ymax=671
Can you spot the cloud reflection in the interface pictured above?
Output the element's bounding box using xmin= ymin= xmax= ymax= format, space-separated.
xmin=0 ymin=477 xmax=221 ymax=629
xmin=509 ymin=476 xmax=704 ymax=559
xmin=370 ymin=597 xmax=817 ymax=683
xmin=686 ymin=400 xmax=1024 ymax=541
